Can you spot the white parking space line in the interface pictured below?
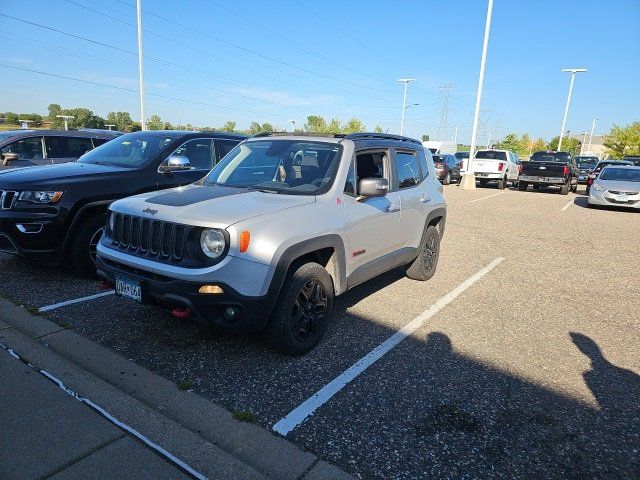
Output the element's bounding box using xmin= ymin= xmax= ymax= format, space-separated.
xmin=38 ymin=290 xmax=115 ymax=312
xmin=272 ymin=257 xmax=506 ymax=436
xmin=561 ymin=199 xmax=574 ymax=211
xmin=469 ymin=191 xmax=505 ymax=203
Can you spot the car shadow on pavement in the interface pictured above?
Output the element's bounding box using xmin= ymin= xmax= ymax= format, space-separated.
xmin=302 ymin=329 xmax=640 ymax=479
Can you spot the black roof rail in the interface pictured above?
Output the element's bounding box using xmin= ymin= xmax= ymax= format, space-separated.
xmin=343 ymin=132 xmax=422 ymax=145
xmin=251 ymin=131 xmax=346 ymax=138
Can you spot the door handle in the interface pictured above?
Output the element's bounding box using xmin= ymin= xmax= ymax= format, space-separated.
xmin=420 ymin=196 xmax=431 ymax=203
xmin=385 ymin=204 xmax=400 ymax=213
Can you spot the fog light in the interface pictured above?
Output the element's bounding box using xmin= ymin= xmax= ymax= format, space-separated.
xmin=199 ymin=285 xmax=224 ymax=294
xmin=223 ymin=306 xmax=240 ymax=322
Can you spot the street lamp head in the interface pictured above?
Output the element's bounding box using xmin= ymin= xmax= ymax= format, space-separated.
xmin=561 ymin=68 xmax=587 ymax=73
xmin=397 ymin=78 xmax=415 ymax=83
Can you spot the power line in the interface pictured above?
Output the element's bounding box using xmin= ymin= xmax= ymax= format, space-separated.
xmin=69 ymin=0 xmax=396 ymax=95
xmin=0 ymin=30 xmax=403 ymax=112
xmin=293 ymin=1 xmax=409 ymax=75
xmin=0 ymin=62 xmax=406 ymax=127
xmin=194 ymin=0 xmax=398 ymax=88
xmin=0 ymin=62 xmax=292 ymax=119
xmin=0 ymin=12 xmax=399 ymax=108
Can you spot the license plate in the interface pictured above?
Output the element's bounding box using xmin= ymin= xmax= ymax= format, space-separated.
xmin=115 ymin=275 xmax=142 ymax=302
xmin=616 ymin=194 xmax=629 ymax=202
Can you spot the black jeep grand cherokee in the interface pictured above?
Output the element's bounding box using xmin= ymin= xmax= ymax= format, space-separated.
xmin=0 ymin=130 xmax=246 ymax=275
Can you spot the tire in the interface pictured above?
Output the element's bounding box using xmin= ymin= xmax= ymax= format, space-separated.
xmin=479 ymin=179 xmax=489 ymax=187
xmin=70 ymin=213 xmax=106 ymax=278
xmin=497 ymin=176 xmax=507 ymax=190
xmin=443 ymin=172 xmax=451 ymax=185
xmin=406 ymin=225 xmax=440 ymax=281
xmin=532 ymin=184 xmax=540 ymax=190
xmin=586 ymin=185 xmax=591 ymax=195
xmin=264 ymin=262 xmax=334 ymax=356
xmin=518 ymin=182 xmax=528 ymax=191
xmin=560 ymin=182 xmax=570 ymax=195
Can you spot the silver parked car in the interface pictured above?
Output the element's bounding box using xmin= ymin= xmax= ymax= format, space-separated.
xmin=588 ymin=165 xmax=640 ymax=210
xmin=96 ymin=133 xmax=447 ymax=355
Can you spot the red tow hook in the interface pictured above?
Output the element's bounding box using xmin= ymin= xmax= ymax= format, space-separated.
xmin=98 ymin=280 xmax=112 ymax=290
xmin=172 ymin=308 xmax=192 ymax=319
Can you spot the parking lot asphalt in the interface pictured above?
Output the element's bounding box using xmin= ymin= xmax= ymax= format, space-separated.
xmin=1 ymin=183 xmax=639 ymax=479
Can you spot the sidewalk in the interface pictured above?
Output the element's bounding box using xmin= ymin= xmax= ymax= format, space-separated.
xmin=0 ymin=298 xmax=352 ymax=480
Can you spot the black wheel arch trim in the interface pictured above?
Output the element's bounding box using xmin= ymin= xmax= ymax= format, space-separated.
xmin=425 ymin=207 xmax=447 ymax=238
xmin=266 ymin=234 xmax=347 ymax=315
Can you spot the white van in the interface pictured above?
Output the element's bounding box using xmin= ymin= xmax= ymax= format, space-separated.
xmin=422 ymin=140 xmax=457 ymax=155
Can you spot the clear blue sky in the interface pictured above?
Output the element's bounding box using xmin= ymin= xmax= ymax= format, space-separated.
xmin=0 ymin=0 xmax=638 ymax=142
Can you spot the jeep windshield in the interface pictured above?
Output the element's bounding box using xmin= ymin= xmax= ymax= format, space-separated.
xmin=203 ymin=140 xmax=341 ymax=195
xmin=78 ymin=132 xmax=180 ymax=168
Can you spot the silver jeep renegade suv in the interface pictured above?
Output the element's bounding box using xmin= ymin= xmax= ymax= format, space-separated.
xmin=96 ymin=133 xmax=446 ymax=355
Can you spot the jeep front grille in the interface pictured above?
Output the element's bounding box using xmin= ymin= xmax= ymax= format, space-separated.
xmin=0 ymin=190 xmax=18 ymax=209
xmin=110 ymin=213 xmax=186 ymax=261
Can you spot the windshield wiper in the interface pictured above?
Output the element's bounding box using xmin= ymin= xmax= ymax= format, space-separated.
xmin=245 ymin=186 xmax=281 ymax=194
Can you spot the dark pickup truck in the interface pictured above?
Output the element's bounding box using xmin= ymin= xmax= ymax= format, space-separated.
xmin=518 ymin=151 xmax=578 ymax=195
xmin=0 ymin=130 xmax=246 ymax=276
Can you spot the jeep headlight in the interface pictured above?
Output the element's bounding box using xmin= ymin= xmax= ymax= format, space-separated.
xmin=200 ymin=228 xmax=226 ymax=258
xmin=18 ymin=191 xmax=63 ymax=204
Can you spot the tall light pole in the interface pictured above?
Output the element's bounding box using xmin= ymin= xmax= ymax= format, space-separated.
xmin=587 ymin=117 xmax=597 ymax=155
xmin=453 ymin=124 xmax=459 ymax=144
xmin=557 ymin=68 xmax=586 ymax=151
xmin=105 ymin=124 xmax=116 ymax=131
xmin=289 ymin=119 xmax=296 ymax=132
xmin=56 ymin=115 xmax=74 ymax=130
xmin=398 ymin=78 xmax=415 ymax=135
xmin=136 ymin=0 xmax=146 ymax=131
xmin=461 ymin=0 xmax=493 ymax=191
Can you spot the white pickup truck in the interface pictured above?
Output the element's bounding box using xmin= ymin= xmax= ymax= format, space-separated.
xmin=469 ymin=149 xmax=520 ymax=189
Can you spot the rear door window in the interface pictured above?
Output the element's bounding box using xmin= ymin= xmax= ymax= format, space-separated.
xmin=394 ymin=150 xmax=421 ymax=189
xmin=67 ymin=137 xmax=94 ymax=157
xmin=215 ymin=139 xmax=239 ymax=161
xmin=171 ymin=138 xmax=214 ymax=170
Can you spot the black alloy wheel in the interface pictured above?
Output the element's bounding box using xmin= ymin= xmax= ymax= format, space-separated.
xmin=290 ymin=279 xmax=328 ymax=342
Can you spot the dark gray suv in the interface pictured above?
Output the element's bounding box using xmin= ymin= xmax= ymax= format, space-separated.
xmin=0 ymin=129 xmax=121 ymax=169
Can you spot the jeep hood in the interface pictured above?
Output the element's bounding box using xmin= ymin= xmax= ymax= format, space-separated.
xmin=0 ymin=161 xmax=131 ymax=189
xmin=112 ymin=184 xmax=316 ymax=227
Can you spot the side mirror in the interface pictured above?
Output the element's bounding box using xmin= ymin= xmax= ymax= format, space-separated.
xmin=359 ymin=177 xmax=388 ymax=197
xmin=160 ymin=155 xmax=191 ymax=172
xmin=1 ymin=152 xmax=19 ymax=166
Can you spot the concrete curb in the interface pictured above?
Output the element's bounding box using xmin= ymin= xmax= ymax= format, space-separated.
xmin=0 ymin=297 xmax=353 ymax=480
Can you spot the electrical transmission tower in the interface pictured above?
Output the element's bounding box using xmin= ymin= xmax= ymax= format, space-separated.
xmin=436 ymin=83 xmax=454 ymax=140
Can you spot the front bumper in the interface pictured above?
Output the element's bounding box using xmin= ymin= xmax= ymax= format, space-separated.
xmin=96 ymin=253 xmax=277 ymax=333
xmin=0 ymin=210 xmax=65 ymax=256
xmin=519 ymin=175 xmax=565 ymax=185
xmin=588 ymin=189 xmax=640 ymax=209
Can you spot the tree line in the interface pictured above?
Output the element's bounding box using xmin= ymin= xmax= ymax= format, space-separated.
xmin=1 ymin=104 xmax=384 ymax=136
xmin=2 ymin=104 xmax=637 ymax=158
